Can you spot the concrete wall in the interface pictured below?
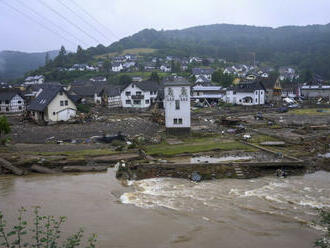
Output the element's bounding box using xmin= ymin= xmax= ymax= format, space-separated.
xmin=164 ymin=85 xmax=191 ymax=128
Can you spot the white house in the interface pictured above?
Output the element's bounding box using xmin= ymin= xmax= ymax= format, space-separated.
xmin=164 ymin=78 xmax=191 ymax=135
xmin=192 ymin=68 xmax=215 ymax=81
xmin=27 ymin=87 xmax=77 ymax=123
xmin=160 ymin=65 xmax=171 ymax=72
xmin=24 ymin=75 xmax=45 ymax=85
xmin=225 ymin=81 xmax=266 ymax=105
xmin=191 ymin=85 xmax=223 ymax=103
xmin=96 ymin=86 xmax=122 ymax=108
xmin=0 ymin=90 xmax=25 ymax=113
xmin=121 ymin=81 xmax=161 ymax=108
xmin=112 ymin=62 xmax=124 ymax=72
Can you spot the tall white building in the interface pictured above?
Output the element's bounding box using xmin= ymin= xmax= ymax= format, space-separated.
xmin=164 ymin=78 xmax=191 ymax=135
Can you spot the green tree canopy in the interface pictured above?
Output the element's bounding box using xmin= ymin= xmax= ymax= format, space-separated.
xmin=150 ymin=72 xmax=160 ymax=82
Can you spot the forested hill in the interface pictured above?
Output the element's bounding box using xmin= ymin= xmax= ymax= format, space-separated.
xmin=0 ymin=50 xmax=58 ymax=81
xmin=107 ymin=23 xmax=330 ymax=78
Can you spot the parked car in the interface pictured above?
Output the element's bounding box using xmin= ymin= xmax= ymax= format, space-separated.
xmin=277 ymin=106 xmax=288 ymax=113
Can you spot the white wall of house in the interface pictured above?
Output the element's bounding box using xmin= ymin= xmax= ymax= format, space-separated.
xmin=120 ymin=83 xmax=157 ymax=108
xmin=47 ymin=92 xmax=77 ymax=122
xmin=226 ymin=90 xmax=265 ymax=105
xmin=112 ymin=64 xmax=123 ymax=72
xmin=164 ymin=85 xmax=191 ymax=128
xmin=0 ymin=95 xmax=25 ymax=113
xmin=108 ymin=96 xmax=122 ymax=108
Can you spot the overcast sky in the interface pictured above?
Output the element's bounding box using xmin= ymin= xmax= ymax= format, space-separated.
xmin=1 ymin=0 xmax=330 ymax=52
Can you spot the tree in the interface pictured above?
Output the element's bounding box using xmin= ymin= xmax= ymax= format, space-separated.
xmin=45 ymin=52 xmax=50 ymax=65
xmin=301 ymin=69 xmax=313 ymax=83
xmin=76 ymin=45 xmax=86 ymax=63
xmin=150 ymin=72 xmax=160 ymax=82
xmin=119 ymin=75 xmax=132 ymax=85
xmin=53 ymin=45 xmax=67 ymax=67
xmin=171 ymin=60 xmax=181 ymax=73
xmin=102 ymin=60 xmax=112 ymax=73
xmin=0 ymin=207 xmax=97 ymax=248
xmin=314 ymin=210 xmax=330 ymax=248
xmin=212 ymin=70 xmax=234 ymax=87
xmin=0 ymin=116 xmax=10 ymax=145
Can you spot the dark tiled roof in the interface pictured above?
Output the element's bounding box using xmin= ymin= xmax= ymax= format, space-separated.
xmin=0 ymin=89 xmax=22 ymax=101
xmin=101 ymin=85 xmax=123 ymax=97
xmin=27 ymin=86 xmax=62 ymax=112
xmin=163 ymin=78 xmax=191 ymax=87
xmin=134 ymin=81 xmax=162 ymax=91
xmin=192 ymin=68 xmax=215 ymax=75
xmin=70 ymin=84 xmax=106 ymax=97
xmin=229 ymin=81 xmax=265 ymax=92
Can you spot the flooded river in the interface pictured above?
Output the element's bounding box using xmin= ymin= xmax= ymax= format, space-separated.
xmin=0 ymin=169 xmax=329 ymax=248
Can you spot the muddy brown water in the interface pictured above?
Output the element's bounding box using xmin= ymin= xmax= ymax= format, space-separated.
xmin=0 ymin=169 xmax=329 ymax=248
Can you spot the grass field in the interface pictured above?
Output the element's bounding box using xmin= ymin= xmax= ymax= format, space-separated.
xmin=290 ymin=108 xmax=330 ymax=115
xmin=146 ymin=137 xmax=256 ymax=156
xmin=95 ymin=48 xmax=157 ymax=59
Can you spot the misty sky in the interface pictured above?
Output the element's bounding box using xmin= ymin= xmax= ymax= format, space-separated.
xmin=1 ymin=0 xmax=330 ymax=52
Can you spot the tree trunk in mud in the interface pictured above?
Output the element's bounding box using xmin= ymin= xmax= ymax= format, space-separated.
xmin=0 ymin=158 xmax=25 ymax=176
xmin=62 ymin=166 xmax=109 ymax=173
xmin=31 ymin=165 xmax=59 ymax=174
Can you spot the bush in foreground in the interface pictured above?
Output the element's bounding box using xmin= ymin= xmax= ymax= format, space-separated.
xmin=0 ymin=207 xmax=97 ymax=248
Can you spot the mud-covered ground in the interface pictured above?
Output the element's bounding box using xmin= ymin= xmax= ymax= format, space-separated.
xmin=8 ymin=115 xmax=161 ymax=144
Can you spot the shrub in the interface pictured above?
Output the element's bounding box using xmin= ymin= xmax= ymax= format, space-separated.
xmin=77 ymin=104 xmax=91 ymax=113
xmin=0 ymin=207 xmax=97 ymax=248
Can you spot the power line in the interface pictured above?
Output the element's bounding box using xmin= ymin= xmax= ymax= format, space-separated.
xmin=15 ymin=0 xmax=89 ymax=47
xmin=55 ymin=0 xmax=111 ymax=44
xmin=70 ymin=0 xmax=120 ymax=41
xmin=38 ymin=0 xmax=103 ymax=45
xmin=0 ymin=0 xmax=77 ymax=47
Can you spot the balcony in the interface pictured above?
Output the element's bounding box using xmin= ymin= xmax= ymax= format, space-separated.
xmin=131 ymin=95 xmax=144 ymax=100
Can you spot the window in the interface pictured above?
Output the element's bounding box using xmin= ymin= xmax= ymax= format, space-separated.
xmin=175 ymin=100 xmax=180 ymax=110
xmin=178 ymin=118 xmax=183 ymax=124
xmin=5 ymin=100 xmax=9 ymax=104
xmin=261 ymin=91 xmax=263 ymax=95
xmin=32 ymin=112 xmax=35 ymax=116
xmin=256 ymin=91 xmax=258 ymax=95
xmin=173 ymin=118 xmax=178 ymax=124
xmin=60 ymin=101 xmax=64 ymax=106
xmin=255 ymin=98 xmax=258 ymax=102
xmin=145 ymin=100 xmax=150 ymax=104
xmin=18 ymin=101 xmax=22 ymax=104
xmin=136 ymin=91 xmax=142 ymax=95
xmin=19 ymin=106 xmax=22 ymax=110
xmin=133 ymin=100 xmax=141 ymax=105
xmin=6 ymin=107 xmax=9 ymax=112
xmin=0 ymin=100 xmax=2 ymax=104
xmin=126 ymin=100 xmax=131 ymax=104
xmin=125 ymin=91 xmax=131 ymax=96
xmin=53 ymin=112 xmax=56 ymax=115
xmin=132 ymin=84 xmax=135 ymax=88
xmin=65 ymin=100 xmax=68 ymax=106
xmin=233 ymin=91 xmax=236 ymax=95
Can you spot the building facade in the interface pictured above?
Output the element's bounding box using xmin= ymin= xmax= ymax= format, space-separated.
xmin=164 ymin=79 xmax=191 ymax=135
xmin=0 ymin=90 xmax=25 ymax=113
xmin=226 ymin=81 xmax=265 ymax=105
